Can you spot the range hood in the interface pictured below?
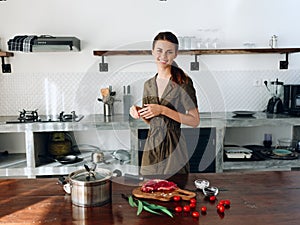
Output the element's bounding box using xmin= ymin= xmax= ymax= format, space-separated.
xmin=32 ymin=36 xmax=81 ymax=52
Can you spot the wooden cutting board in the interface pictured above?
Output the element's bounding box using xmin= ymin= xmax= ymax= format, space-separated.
xmin=132 ymin=187 xmax=196 ymax=201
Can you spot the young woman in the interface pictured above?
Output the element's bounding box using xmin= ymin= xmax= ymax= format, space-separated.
xmin=130 ymin=31 xmax=200 ymax=176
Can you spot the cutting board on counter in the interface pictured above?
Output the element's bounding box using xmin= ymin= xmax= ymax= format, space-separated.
xmin=132 ymin=187 xmax=196 ymax=201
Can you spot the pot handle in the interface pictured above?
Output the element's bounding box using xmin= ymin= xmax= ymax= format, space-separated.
xmin=58 ymin=176 xmax=67 ymax=185
xmin=58 ymin=176 xmax=71 ymax=194
xmin=63 ymin=183 xmax=71 ymax=194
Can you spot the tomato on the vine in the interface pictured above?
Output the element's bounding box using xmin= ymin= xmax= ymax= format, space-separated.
xmin=173 ymin=195 xmax=181 ymax=202
xmin=192 ymin=211 xmax=200 ymax=218
xmin=200 ymin=206 xmax=207 ymax=213
xmin=224 ymin=200 xmax=231 ymax=206
xmin=217 ymin=205 xmax=225 ymax=213
xmin=219 ymin=200 xmax=226 ymax=205
xmin=190 ymin=198 xmax=197 ymax=204
xmin=183 ymin=205 xmax=191 ymax=212
xmin=189 ymin=203 xmax=196 ymax=209
xmin=174 ymin=206 xmax=182 ymax=213
xmin=209 ymin=196 xmax=216 ymax=202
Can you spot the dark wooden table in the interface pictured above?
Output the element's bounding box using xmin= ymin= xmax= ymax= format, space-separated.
xmin=1 ymin=171 xmax=300 ymax=225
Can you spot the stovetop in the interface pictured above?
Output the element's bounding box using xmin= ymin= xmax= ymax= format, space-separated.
xmin=5 ymin=110 xmax=84 ymax=124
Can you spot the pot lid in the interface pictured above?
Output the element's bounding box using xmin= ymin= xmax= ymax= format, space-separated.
xmin=70 ymin=168 xmax=111 ymax=182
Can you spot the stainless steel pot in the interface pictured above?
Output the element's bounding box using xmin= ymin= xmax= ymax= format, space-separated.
xmin=65 ymin=168 xmax=112 ymax=207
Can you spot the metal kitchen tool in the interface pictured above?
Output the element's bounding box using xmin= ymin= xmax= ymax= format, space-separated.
xmin=123 ymin=85 xmax=132 ymax=117
xmin=84 ymin=164 xmax=96 ymax=180
xmin=202 ymin=186 xmax=219 ymax=197
xmin=111 ymin=149 xmax=131 ymax=164
xmin=98 ymin=87 xmax=120 ymax=116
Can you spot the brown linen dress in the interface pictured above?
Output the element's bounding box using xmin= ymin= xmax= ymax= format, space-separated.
xmin=140 ymin=74 xmax=198 ymax=176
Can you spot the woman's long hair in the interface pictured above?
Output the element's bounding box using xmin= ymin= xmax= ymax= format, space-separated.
xmin=152 ymin=31 xmax=188 ymax=84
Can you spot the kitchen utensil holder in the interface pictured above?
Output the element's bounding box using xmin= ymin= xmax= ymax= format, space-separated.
xmin=104 ymin=103 xmax=113 ymax=116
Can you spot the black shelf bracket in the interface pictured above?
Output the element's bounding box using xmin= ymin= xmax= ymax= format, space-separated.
xmin=190 ymin=54 xmax=199 ymax=71
xmin=1 ymin=56 xmax=12 ymax=73
xmin=279 ymin=53 xmax=289 ymax=70
xmin=99 ymin=56 xmax=108 ymax=72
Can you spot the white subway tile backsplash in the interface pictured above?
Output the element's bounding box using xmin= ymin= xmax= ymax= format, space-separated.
xmin=1 ymin=70 xmax=300 ymax=116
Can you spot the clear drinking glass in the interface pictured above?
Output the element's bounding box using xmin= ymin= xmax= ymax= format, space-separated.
xmin=183 ymin=36 xmax=191 ymax=49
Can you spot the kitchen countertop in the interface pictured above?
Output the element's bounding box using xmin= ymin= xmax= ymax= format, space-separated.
xmin=1 ymin=111 xmax=300 ymax=176
xmin=0 ymin=111 xmax=299 ymax=132
xmin=1 ymin=171 xmax=300 ymax=225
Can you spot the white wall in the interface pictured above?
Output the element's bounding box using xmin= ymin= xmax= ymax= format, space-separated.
xmin=1 ymin=0 xmax=300 ymax=116
xmin=1 ymin=0 xmax=300 ymax=150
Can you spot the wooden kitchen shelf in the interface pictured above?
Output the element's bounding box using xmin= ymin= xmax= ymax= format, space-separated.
xmin=93 ymin=48 xmax=300 ymax=56
xmin=1 ymin=51 xmax=14 ymax=73
xmin=94 ymin=47 xmax=300 ymax=70
xmin=0 ymin=51 xmax=14 ymax=57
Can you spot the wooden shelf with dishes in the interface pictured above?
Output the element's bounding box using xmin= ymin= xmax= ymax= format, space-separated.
xmin=93 ymin=48 xmax=300 ymax=56
xmin=93 ymin=48 xmax=300 ymax=70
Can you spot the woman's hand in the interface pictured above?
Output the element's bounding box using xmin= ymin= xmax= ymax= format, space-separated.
xmin=139 ymin=104 xmax=162 ymax=119
xmin=129 ymin=105 xmax=142 ymax=119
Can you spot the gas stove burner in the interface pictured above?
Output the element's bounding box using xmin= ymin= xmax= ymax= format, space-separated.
xmin=6 ymin=110 xmax=84 ymax=124
xmin=18 ymin=109 xmax=40 ymax=122
xmin=58 ymin=111 xmax=79 ymax=122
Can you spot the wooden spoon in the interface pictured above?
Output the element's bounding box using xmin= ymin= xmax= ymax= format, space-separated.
xmin=101 ymin=88 xmax=110 ymax=97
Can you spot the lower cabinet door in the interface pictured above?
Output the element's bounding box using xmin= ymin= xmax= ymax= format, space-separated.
xmin=137 ymin=128 xmax=216 ymax=173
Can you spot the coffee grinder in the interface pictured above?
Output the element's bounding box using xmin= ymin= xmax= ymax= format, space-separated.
xmin=264 ymin=78 xmax=284 ymax=114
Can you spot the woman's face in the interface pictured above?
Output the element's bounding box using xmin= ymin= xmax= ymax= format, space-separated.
xmin=152 ymin=40 xmax=178 ymax=68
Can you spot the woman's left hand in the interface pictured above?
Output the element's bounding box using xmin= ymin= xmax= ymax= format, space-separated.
xmin=138 ymin=104 xmax=162 ymax=119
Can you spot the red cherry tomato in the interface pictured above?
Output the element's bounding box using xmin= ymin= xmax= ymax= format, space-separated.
xmin=174 ymin=206 xmax=182 ymax=213
xmin=173 ymin=195 xmax=181 ymax=202
xmin=224 ymin=200 xmax=231 ymax=206
xmin=200 ymin=206 xmax=207 ymax=213
xmin=219 ymin=200 xmax=226 ymax=205
xmin=218 ymin=205 xmax=225 ymax=213
xmin=209 ymin=196 xmax=216 ymax=202
xmin=189 ymin=203 xmax=196 ymax=209
xmin=192 ymin=211 xmax=200 ymax=218
xmin=190 ymin=198 xmax=197 ymax=204
xmin=183 ymin=205 xmax=191 ymax=212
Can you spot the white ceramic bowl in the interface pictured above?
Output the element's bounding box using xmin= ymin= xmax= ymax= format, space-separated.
xmin=194 ymin=179 xmax=210 ymax=190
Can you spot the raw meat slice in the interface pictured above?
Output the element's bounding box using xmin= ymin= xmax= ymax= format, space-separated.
xmin=141 ymin=179 xmax=177 ymax=192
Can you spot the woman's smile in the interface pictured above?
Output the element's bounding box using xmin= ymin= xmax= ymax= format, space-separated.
xmin=152 ymin=40 xmax=177 ymax=67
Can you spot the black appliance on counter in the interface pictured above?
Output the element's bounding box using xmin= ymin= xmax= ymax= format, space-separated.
xmin=267 ymin=97 xmax=283 ymax=114
xmin=265 ymin=79 xmax=284 ymax=114
xmin=283 ymin=84 xmax=300 ymax=115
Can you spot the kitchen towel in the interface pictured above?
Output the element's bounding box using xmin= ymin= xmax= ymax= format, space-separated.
xmin=8 ymin=35 xmax=37 ymax=52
